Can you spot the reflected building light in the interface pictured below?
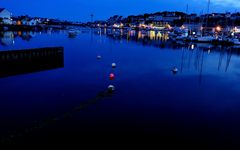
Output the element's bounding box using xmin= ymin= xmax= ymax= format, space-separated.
xmin=1 ymin=32 xmax=15 ymax=46
xmin=208 ymin=49 xmax=211 ymax=54
xmin=156 ymin=32 xmax=162 ymax=40
xmin=138 ymin=31 xmax=142 ymax=39
xmin=161 ymin=33 xmax=169 ymax=41
xmin=18 ymin=31 xmax=22 ymax=36
xmin=127 ymin=34 xmax=130 ymax=41
xmin=130 ymin=30 xmax=135 ymax=36
xmin=191 ymin=44 xmax=195 ymax=50
xmin=127 ymin=31 xmax=131 ymax=38
xmin=150 ymin=31 xmax=155 ymax=40
xmin=104 ymin=28 xmax=107 ymax=35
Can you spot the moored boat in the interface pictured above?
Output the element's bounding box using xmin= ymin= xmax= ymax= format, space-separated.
xmin=197 ymin=36 xmax=214 ymax=43
xmin=68 ymin=29 xmax=78 ymax=38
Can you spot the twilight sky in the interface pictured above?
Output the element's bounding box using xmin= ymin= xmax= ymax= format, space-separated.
xmin=0 ymin=0 xmax=239 ymax=22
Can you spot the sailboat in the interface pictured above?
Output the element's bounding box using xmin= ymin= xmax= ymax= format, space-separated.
xmin=230 ymin=38 xmax=240 ymax=45
xmin=68 ymin=29 xmax=78 ymax=38
xmin=229 ymin=13 xmax=240 ymax=45
xmin=197 ymin=0 xmax=215 ymax=43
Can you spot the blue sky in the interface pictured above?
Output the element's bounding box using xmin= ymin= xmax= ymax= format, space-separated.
xmin=0 ymin=0 xmax=239 ymax=22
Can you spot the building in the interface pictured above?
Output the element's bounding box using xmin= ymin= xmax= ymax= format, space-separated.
xmin=231 ymin=13 xmax=240 ymax=20
xmin=153 ymin=15 xmax=163 ymax=21
xmin=29 ymin=19 xmax=38 ymax=26
xmin=21 ymin=18 xmax=29 ymax=25
xmin=186 ymin=14 xmax=198 ymax=22
xmin=0 ymin=8 xmax=12 ymax=24
xmin=162 ymin=16 xmax=181 ymax=22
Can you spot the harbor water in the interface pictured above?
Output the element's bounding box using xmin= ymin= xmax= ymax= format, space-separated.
xmin=1 ymin=29 xmax=240 ymax=147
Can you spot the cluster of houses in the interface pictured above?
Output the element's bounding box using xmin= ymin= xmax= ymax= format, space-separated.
xmin=90 ymin=11 xmax=240 ymax=29
xmin=0 ymin=8 xmax=49 ymax=26
xmin=0 ymin=8 xmax=72 ymax=26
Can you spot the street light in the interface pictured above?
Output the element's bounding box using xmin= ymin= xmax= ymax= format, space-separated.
xmin=216 ymin=26 xmax=221 ymax=32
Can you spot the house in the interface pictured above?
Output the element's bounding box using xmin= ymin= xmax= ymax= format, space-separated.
xmin=162 ymin=16 xmax=181 ymax=22
xmin=209 ymin=13 xmax=225 ymax=19
xmin=29 ymin=19 xmax=37 ymax=26
xmin=159 ymin=12 xmax=183 ymax=23
xmin=21 ymin=18 xmax=29 ymax=25
xmin=0 ymin=8 xmax=12 ymax=24
xmin=107 ymin=15 xmax=123 ymax=25
xmin=153 ymin=15 xmax=163 ymax=21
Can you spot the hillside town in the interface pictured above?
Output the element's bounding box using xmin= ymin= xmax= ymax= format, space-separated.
xmin=1 ymin=7 xmax=240 ymax=45
xmin=2 ymin=8 xmax=240 ymax=29
xmin=90 ymin=11 xmax=240 ymax=30
xmin=2 ymin=0 xmax=240 ymax=147
xmin=83 ymin=10 xmax=240 ymax=45
xmin=0 ymin=8 xmax=78 ymax=30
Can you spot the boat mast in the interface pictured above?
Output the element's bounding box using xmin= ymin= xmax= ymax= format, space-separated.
xmin=186 ymin=4 xmax=191 ymax=34
xmin=205 ymin=0 xmax=210 ymax=32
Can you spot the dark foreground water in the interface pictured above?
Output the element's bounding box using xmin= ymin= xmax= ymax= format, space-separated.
xmin=1 ymin=29 xmax=240 ymax=147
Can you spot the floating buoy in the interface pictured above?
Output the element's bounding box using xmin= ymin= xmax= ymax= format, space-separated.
xmin=111 ymin=63 xmax=116 ymax=68
xmin=97 ymin=55 xmax=102 ymax=59
xmin=109 ymin=73 xmax=115 ymax=80
xmin=172 ymin=67 xmax=178 ymax=74
xmin=108 ymin=85 xmax=115 ymax=92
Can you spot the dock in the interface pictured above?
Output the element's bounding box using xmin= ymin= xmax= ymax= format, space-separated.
xmin=0 ymin=47 xmax=64 ymax=78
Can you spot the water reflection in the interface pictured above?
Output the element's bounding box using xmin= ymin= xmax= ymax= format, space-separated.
xmin=0 ymin=28 xmax=240 ymax=145
xmin=0 ymin=29 xmax=65 ymax=46
xmin=0 ymin=47 xmax=64 ymax=78
xmin=0 ymin=32 xmax=15 ymax=46
xmin=92 ymin=28 xmax=240 ymax=84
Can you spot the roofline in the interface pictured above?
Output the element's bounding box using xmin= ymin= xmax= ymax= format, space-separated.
xmin=0 ymin=8 xmax=6 ymax=13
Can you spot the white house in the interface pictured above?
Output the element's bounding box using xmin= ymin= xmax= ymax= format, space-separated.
xmin=0 ymin=8 xmax=12 ymax=24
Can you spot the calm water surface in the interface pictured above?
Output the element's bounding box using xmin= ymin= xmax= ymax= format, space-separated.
xmin=1 ymin=29 xmax=240 ymax=147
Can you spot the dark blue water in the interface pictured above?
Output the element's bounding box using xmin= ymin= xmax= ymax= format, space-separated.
xmin=1 ymin=29 xmax=240 ymax=147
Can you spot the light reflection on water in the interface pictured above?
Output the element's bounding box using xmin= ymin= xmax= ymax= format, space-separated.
xmin=0 ymin=28 xmax=240 ymax=146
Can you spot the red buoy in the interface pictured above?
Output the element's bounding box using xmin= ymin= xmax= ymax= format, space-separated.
xmin=109 ymin=73 xmax=115 ymax=80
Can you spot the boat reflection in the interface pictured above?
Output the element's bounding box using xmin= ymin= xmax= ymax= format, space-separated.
xmin=0 ymin=47 xmax=64 ymax=78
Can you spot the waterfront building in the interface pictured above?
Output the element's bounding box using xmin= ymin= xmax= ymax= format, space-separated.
xmin=0 ymin=8 xmax=12 ymax=24
xmin=29 ymin=19 xmax=37 ymax=26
